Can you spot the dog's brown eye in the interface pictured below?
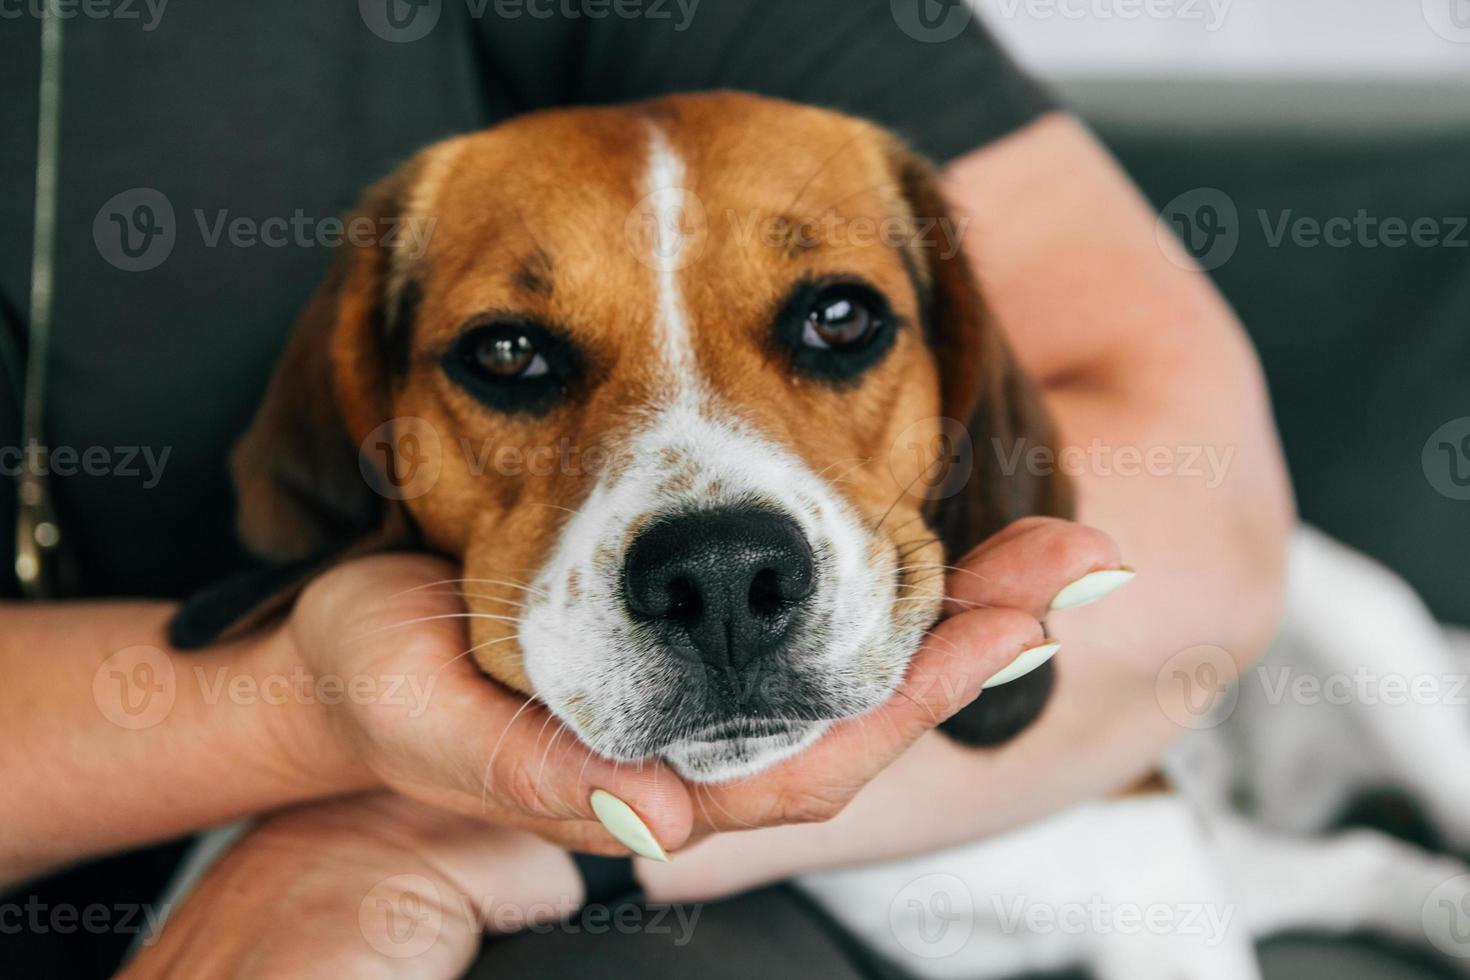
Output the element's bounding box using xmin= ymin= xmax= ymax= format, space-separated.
xmin=804 ymin=293 xmax=876 ymax=350
xmin=776 ymin=279 xmax=896 ymax=384
xmin=443 ymin=319 xmax=576 ymax=416
xmin=475 ymin=333 xmax=547 ymax=379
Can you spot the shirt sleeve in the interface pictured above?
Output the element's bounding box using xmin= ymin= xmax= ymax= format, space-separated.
xmin=554 ymin=0 xmax=1057 ymax=163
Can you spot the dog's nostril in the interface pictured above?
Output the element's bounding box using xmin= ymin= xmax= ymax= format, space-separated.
xmin=667 ymin=576 xmax=703 ymax=622
xmin=748 ymin=567 xmax=784 ymax=617
xmin=748 ymin=565 xmax=812 ymax=617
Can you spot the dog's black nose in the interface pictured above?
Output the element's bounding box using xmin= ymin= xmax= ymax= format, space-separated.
xmin=623 ymin=507 xmax=815 ymax=671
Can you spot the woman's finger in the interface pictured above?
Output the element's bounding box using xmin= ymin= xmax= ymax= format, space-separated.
xmin=945 ymin=516 xmax=1128 ymax=620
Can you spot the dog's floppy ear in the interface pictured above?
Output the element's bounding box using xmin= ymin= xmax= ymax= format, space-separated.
xmin=170 ymin=166 xmax=426 ymax=648
xmin=887 ymin=140 xmax=1075 ymax=747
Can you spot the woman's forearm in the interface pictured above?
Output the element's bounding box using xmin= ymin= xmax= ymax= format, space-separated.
xmin=0 ymin=602 xmax=354 ymax=886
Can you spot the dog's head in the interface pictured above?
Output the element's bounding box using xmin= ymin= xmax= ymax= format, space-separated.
xmin=223 ymin=93 xmax=1069 ymax=782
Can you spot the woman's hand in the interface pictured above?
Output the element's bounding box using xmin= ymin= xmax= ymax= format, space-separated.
xmin=276 ymin=517 xmax=1120 ymax=861
xmin=275 ymin=553 xmax=695 ymax=856
xmin=124 ymin=793 xmax=581 ymax=979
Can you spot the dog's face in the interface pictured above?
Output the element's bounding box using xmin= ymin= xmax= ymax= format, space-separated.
xmin=233 ymin=94 xmax=1068 ymax=782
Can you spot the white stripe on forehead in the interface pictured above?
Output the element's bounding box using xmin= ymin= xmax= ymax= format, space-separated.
xmin=643 ymin=125 xmax=700 ymax=399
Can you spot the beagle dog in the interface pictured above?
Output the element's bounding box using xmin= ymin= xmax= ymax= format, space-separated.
xmin=177 ymin=91 xmax=1071 ymax=780
xmin=174 ymin=92 xmax=1470 ymax=978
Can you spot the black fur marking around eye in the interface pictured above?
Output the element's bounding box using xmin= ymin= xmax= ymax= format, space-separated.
xmin=771 ymin=276 xmax=900 ymax=385
xmin=441 ymin=317 xmax=581 ymax=416
xmin=513 ymin=251 xmax=555 ymax=298
xmin=381 ymin=276 xmax=422 ymax=381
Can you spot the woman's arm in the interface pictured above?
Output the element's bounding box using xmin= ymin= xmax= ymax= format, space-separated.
xmin=638 ymin=112 xmax=1295 ymax=901
xmin=0 ymin=601 xmax=335 ymax=887
xmin=0 ymin=556 xmax=697 ymax=886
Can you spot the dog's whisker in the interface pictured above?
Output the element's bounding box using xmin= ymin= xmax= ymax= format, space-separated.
xmin=917 ymin=628 xmax=967 ymax=659
xmin=483 ymin=692 xmax=541 ymax=811
xmin=889 ymin=685 xmax=939 ymax=726
xmin=780 ymin=130 xmax=870 ymax=216
xmin=696 ymin=780 xmax=757 ymax=833
xmin=896 ymin=562 xmax=996 ymax=582
xmin=872 ymin=461 xmax=936 ymax=535
xmin=692 ymin=783 xmax=722 ymax=835
xmin=813 ymin=455 xmax=872 ymax=480
xmin=453 ymin=577 xmax=548 ymax=597
xmin=417 ymin=589 xmax=529 ymax=609
xmin=429 ymin=633 xmax=520 ymax=678
xmin=358 ymin=612 xmax=524 ymax=639
xmin=894 ymin=539 xmax=943 ymax=563
xmin=886 ymin=517 xmax=931 ymax=544
xmin=826 ymin=457 xmax=877 ymax=487
xmin=575 ymin=746 xmax=597 ymax=795
xmin=397 ymin=576 xmax=547 ymax=599
xmin=528 ymin=501 xmax=580 ymax=517
xmin=534 ymin=719 xmax=571 ymax=798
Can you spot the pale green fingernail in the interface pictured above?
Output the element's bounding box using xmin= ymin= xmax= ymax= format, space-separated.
xmin=590 ymin=789 xmax=670 ymax=862
xmin=1050 ymin=568 xmax=1135 ymax=611
xmin=982 ymin=642 xmax=1061 ymax=689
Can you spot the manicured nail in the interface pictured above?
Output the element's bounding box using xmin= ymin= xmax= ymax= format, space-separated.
xmin=590 ymin=789 xmax=670 ymax=862
xmin=983 ymin=642 xmax=1061 ymax=689
xmin=1050 ymin=568 xmax=1135 ymax=611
